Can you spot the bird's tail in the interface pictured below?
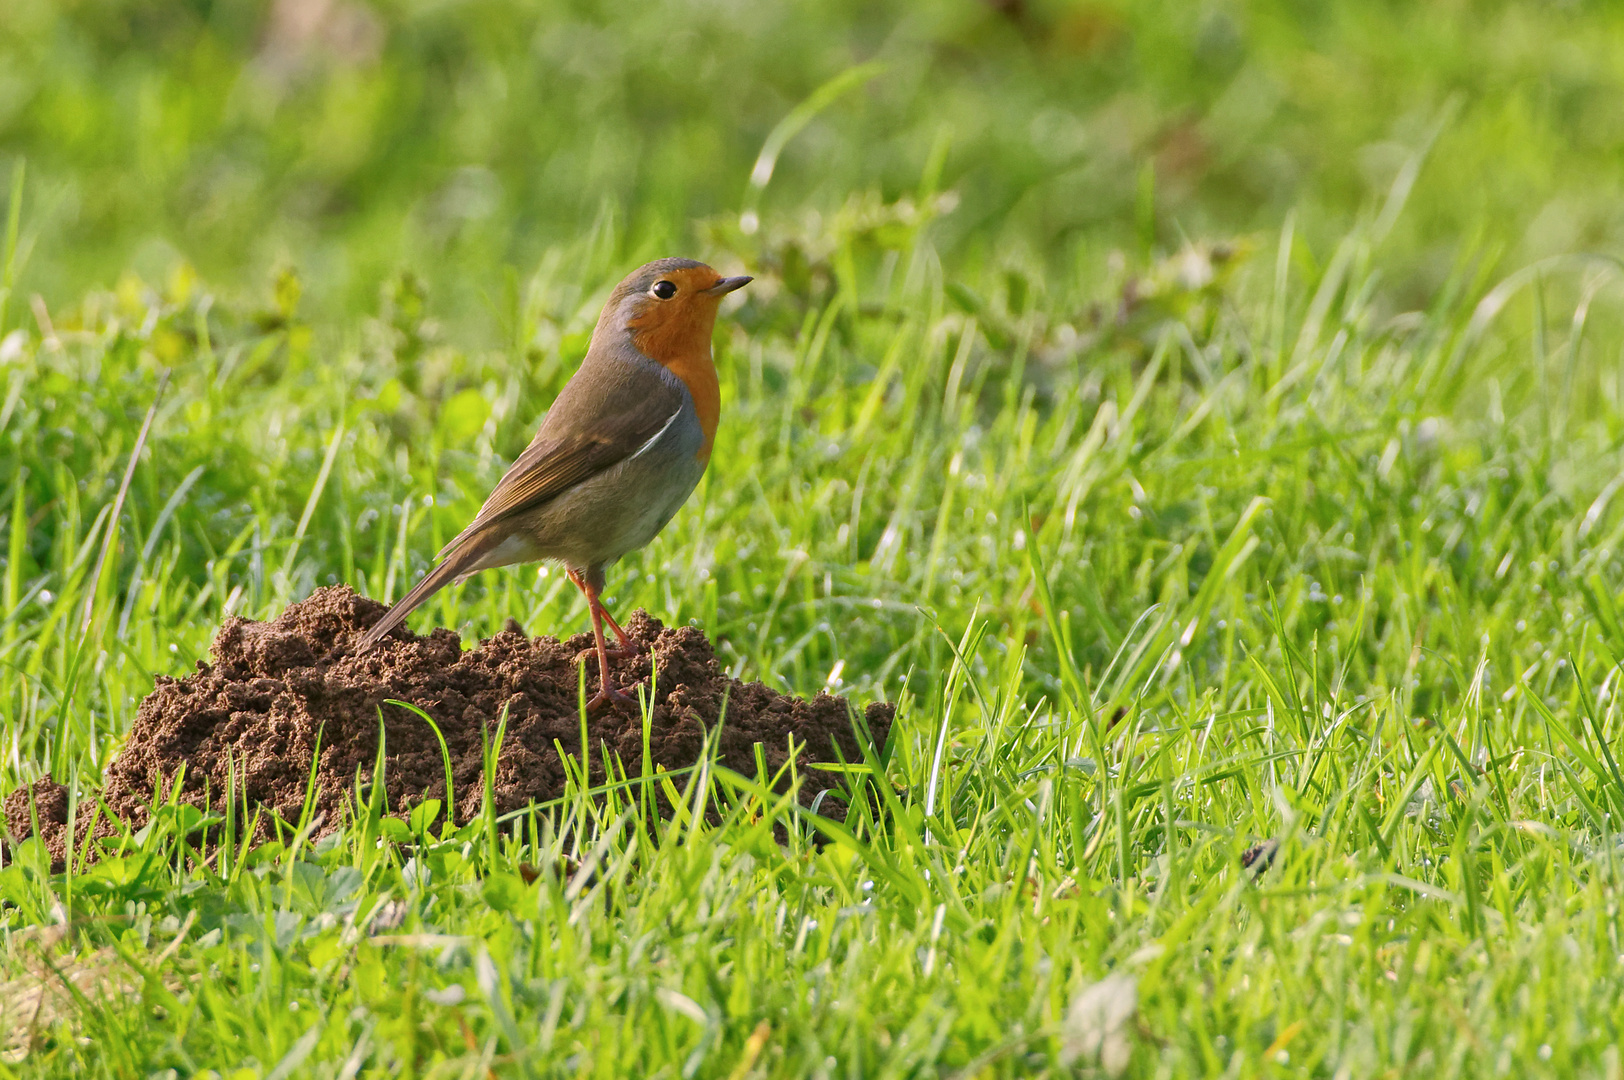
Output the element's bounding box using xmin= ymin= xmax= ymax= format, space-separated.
xmin=358 ymin=532 xmax=497 ymax=651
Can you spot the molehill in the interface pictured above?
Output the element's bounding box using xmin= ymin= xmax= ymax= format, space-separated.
xmin=5 ymin=586 xmax=892 ymax=868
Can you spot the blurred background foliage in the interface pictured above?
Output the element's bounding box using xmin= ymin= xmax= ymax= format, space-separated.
xmin=3 ymin=0 xmax=1624 ymax=336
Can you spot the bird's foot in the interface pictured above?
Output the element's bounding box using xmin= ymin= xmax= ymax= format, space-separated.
xmin=586 ymin=683 xmax=639 ymax=713
xmin=575 ymin=644 xmax=643 ymax=667
xmin=574 ymin=637 xmax=646 ymax=665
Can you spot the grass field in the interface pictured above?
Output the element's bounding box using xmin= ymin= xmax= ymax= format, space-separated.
xmin=7 ymin=1 xmax=1624 ymax=1076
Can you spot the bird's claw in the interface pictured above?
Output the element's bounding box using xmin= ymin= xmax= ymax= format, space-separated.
xmin=586 ymin=684 xmax=638 ymax=713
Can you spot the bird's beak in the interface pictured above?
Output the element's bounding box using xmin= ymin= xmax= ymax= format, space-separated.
xmin=705 ymin=275 xmax=752 ymax=296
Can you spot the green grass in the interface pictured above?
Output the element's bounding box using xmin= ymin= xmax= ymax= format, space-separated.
xmin=6 ymin=155 xmax=1624 ymax=1074
xmin=6 ymin=0 xmax=1624 ymax=331
xmin=9 ymin=0 xmax=1624 ymax=1075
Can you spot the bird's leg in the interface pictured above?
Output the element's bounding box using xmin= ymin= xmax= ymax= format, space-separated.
xmin=567 ymin=568 xmax=641 ymax=659
xmin=598 ymin=603 xmax=636 ymax=654
xmin=579 ymin=574 xmax=636 ymax=712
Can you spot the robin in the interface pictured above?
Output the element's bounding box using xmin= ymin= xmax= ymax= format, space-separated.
xmin=359 ymin=258 xmax=751 ymax=709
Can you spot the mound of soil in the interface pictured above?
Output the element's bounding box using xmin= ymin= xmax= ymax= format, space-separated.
xmin=5 ymin=586 xmax=892 ymax=869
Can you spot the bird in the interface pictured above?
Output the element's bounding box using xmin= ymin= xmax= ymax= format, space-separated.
xmin=358 ymin=257 xmax=750 ymax=709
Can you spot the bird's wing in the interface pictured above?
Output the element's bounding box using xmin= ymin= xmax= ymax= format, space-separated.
xmin=436 ymin=390 xmax=684 ymax=559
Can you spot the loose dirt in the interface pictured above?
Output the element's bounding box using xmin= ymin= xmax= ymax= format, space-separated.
xmin=4 ymin=586 xmax=892 ymax=868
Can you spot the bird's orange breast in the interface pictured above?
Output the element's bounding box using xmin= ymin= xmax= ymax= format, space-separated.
xmin=632 ymin=309 xmax=721 ymax=464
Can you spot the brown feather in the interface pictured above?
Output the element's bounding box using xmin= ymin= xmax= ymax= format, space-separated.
xmin=358 ymin=528 xmax=501 ymax=649
xmin=437 ymin=397 xmax=681 ymax=559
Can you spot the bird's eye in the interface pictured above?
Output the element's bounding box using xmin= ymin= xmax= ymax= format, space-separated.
xmin=651 ymin=280 xmax=677 ymax=300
